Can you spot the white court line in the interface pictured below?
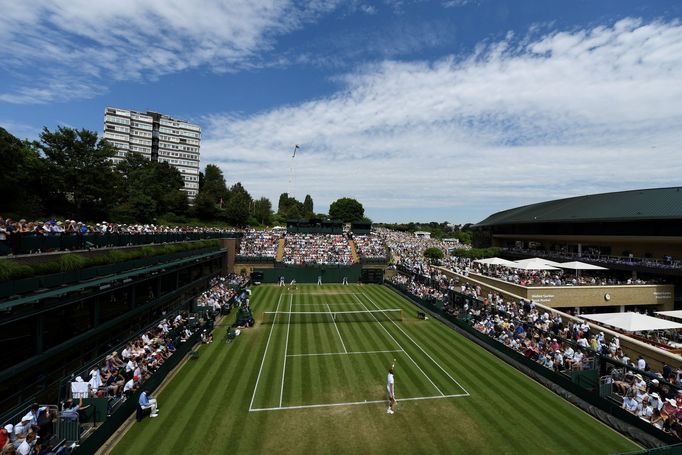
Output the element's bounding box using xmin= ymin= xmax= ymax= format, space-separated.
xmin=279 ymin=294 xmax=293 ymax=407
xmin=249 ymin=393 xmax=469 ymax=412
xmin=351 ymin=294 xmax=444 ymax=396
xmin=291 ymin=302 xmax=363 ymax=306
xmin=326 ymin=303 xmax=348 ymax=353
xmin=296 ymin=292 xmax=362 ymax=295
xmin=361 ymin=290 xmax=471 ymax=396
xmin=249 ymin=293 xmax=284 ymax=411
xmin=287 ymin=349 xmax=403 ymax=358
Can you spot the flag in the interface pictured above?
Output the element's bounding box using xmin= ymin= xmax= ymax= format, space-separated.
xmin=292 ymin=144 xmax=299 ymax=158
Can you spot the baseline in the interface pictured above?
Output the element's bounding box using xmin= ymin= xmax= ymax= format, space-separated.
xmin=250 ymin=393 xmax=469 ymax=412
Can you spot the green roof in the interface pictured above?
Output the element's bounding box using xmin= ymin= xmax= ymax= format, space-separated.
xmin=476 ymin=187 xmax=682 ymax=227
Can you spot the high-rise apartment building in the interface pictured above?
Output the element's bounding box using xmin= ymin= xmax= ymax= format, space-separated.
xmin=103 ymin=107 xmax=201 ymax=200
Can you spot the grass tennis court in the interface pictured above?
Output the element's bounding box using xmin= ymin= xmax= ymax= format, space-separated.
xmin=111 ymin=284 xmax=639 ymax=454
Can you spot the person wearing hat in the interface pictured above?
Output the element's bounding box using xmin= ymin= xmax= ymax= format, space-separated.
xmin=650 ymin=392 xmax=663 ymax=412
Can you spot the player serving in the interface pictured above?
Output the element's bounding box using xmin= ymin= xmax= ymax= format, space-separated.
xmin=387 ymin=359 xmax=396 ymax=415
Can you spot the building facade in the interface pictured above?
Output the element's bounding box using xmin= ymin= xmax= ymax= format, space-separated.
xmin=103 ymin=107 xmax=201 ymax=200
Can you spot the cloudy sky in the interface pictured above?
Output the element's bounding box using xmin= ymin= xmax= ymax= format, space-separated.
xmin=2 ymin=0 xmax=682 ymax=223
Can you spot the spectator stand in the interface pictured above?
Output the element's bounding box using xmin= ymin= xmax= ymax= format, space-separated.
xmin=0 ymin=401 xmax=65 ymax=452
xmin=65 ymin=319 xmax=209 ymax=454
xmin=55 ymin=311 xmax=198 ymax=442
xmin=384 ymin=274 xmax=681 ymax=447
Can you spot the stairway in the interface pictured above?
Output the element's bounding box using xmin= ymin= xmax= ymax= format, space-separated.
xmin=276 ymin=238 xmax=285 ymax=262
xmin=349 ymin=240 xmax=359 ymax=263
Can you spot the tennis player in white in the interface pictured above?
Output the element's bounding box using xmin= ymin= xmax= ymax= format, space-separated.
xmin=387 ymin=365 xmax=396 ymax=414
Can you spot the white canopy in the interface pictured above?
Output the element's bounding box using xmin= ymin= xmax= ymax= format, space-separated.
xmin=655 ymin=310 xmax=682 ymax=321
xmin=474 ymin=257 xmax=518 ymax=267
xmin=582 ymin=312 xmax=682 ymax=332
xmin=511 ymin=259 xmax=561 ymax=271
xmin=514 ymin=257 xmax=564 ymax=267
xmin=558 ymin=261 xmax=608 ymax=271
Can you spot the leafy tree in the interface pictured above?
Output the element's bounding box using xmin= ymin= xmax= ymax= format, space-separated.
xmin=225 ymin=182 xmax=252 ymax=226
xmin=303 ymin=194 xmax=314 ymax=218
xmin=253 ymin=197 xmax=273 ymax=225
xmin=193 ymin=190 xmax=218 ymax=220
xmin=329 ymin=197 xmax=364 ymax=222
xmin=424 ymin=247 xmax=444 ymax=261
xmin=277 ymin=192 xmax=304 ymax=219
xmin=0 ymin=128 xmax=47 ymax=216
xmin=202 ymin=164 xmax=229 ymax=205
xmin=112 ymin=152 xmax=187 ymax=222
xmin=37 ymin=126 xmax=117 ymax=219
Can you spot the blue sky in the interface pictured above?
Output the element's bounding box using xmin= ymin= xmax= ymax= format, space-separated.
xmin=2 ymin=1 xmax=682 ymax=224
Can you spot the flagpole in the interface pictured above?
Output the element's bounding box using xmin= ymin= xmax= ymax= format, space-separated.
xmin=289 ymin=145 xmax=298 ymax=197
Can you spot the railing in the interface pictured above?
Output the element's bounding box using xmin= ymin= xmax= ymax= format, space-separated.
xmin=502 ymin=247 xmax=682 ymax=270
xmin=0 ymin=231 xmax=239 ymax=256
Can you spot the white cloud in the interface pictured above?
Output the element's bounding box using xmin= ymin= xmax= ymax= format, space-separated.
xmin=201 ymin=19 xmax=682 ymax=222
xmin=0 ymin=0 xmax=340 ymax=103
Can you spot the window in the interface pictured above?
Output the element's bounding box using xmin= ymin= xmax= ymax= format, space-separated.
xmin=106 ymin=115 xmax=130 ymax=125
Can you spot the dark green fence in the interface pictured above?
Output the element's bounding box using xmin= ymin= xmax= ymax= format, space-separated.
xmin=254 ymin=264 xmax=362 ymax=283
xmin=1 ymin=231 xmax=238 ymax=256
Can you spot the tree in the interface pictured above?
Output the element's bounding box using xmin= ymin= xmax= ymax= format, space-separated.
xmin=112 ymin=152 xmax=188 ymax=222
xmin=277 ymin=192 xmax=304 ymax=219
xmin=202 ymin=164 xmax=229 ymax=205
xmin=329 ymin=197 xmax=364 ymax=222
xmin=303 ymin=194 xmax=314 ymax=218
xmin=0 ymin=128 xmax=47 ymax=216
xmin=225 ymin=182 xmax=252 ymax=226
xmin=37 ymin=126 xmax=117 ymax=219
xmin=424 ymin=247 xmax=444 ymax=262
xmin=253 ymin=197 xmax=273 ymax=225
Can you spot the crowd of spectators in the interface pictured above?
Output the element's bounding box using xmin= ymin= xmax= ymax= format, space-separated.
xmin=375 ymin=228 xmax=450 ymax=274
xmin=470 ymin=263 xmax=653 ymax=286
xmin=389 ymin=266 xmax=682 ymax=439
xmin=0 ymin=217 xmax=231 ymax=237
xmin=1 ymin=403 xmax=56 ymax=454
xmin=352 ymin=234 xmax=387 ymax=260
xmin=196 ymin=274 xmax=249 ymax=313
xmin=237 ymin=230 xmax=282 ymax=258
xmin=282 ymin=233 xmax=353 ymax=265
xmin=81 ymin=314 xmax=190 ymax=401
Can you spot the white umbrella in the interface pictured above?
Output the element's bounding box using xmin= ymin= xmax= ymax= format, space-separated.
xmin=514 ymin=257 xmax=564 ymax=267
xmin=511 ymin=259 xmax=560 ymax=271
xmin=582 ymin=312 xmax=682 ymax=332
xmin=558 ymin=261 xmax=608 ymax=271
xmin=474 ymin=257 xmax=518 ymax=267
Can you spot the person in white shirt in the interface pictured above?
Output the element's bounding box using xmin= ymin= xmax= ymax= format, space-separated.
xmin=637 ymin=355 xmax=647 ymax=371
xmin=387 ymin=367 xmax=396 ymax=415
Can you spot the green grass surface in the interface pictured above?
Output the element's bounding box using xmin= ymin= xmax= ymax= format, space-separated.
xmin=112 ymin=284 xmax=639 ymax=454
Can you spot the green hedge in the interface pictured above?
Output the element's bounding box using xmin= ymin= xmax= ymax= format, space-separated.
xmin=0 ymin=239 xmax=220 ymax=282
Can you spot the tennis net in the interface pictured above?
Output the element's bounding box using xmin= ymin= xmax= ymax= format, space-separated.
xmin=261 ymin=309 xmax=402 ymax=324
